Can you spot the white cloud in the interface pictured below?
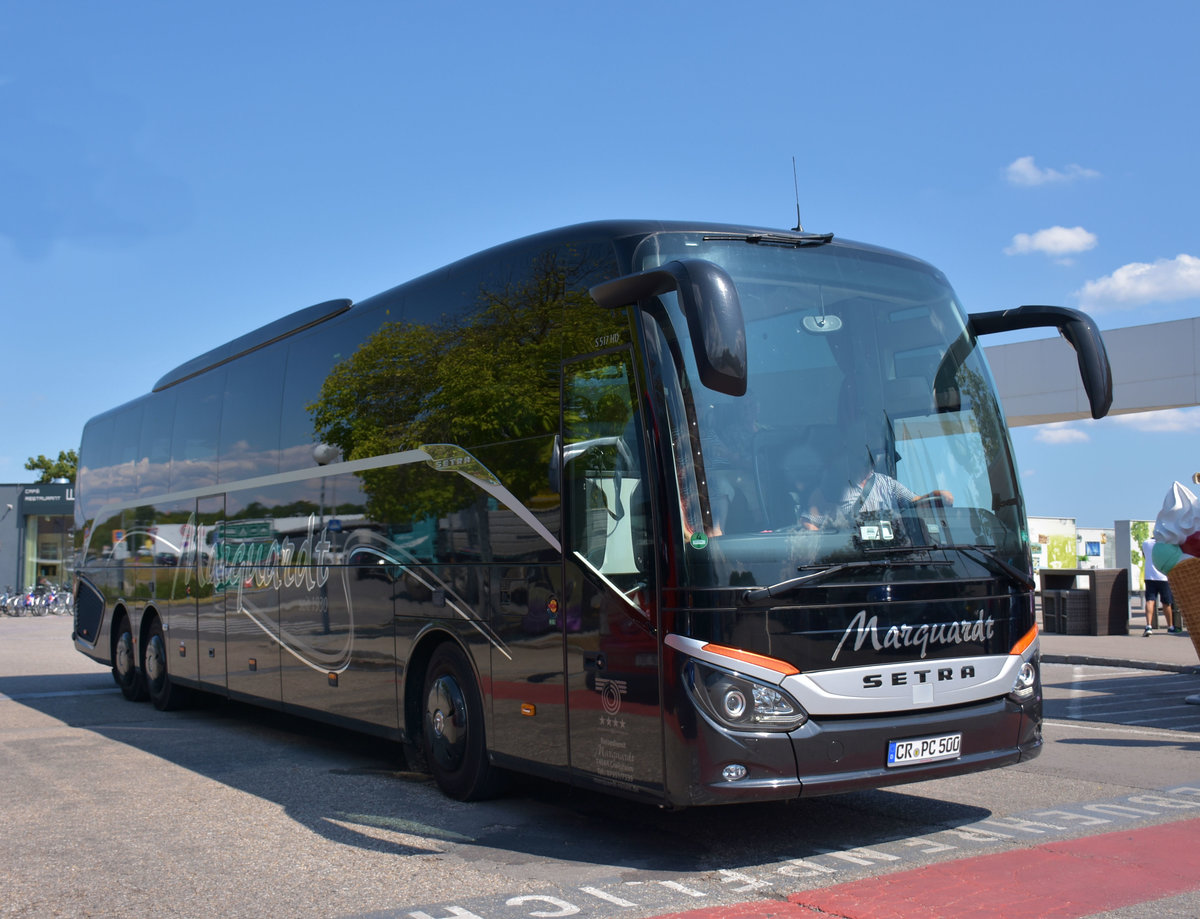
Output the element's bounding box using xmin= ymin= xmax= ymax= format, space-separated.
xmin=1035 ymin=422 xmax=1090 ymax=444
xmin=1006 ymin=156 xmax=1101 ymax=187
xmin=1110 ymin=407 xmax=1200 ymax=433
xmin=1005 ymin=225 xmax=1097 ymax=258
xmin=1075 ymin=254 xmax=1200 ymax=310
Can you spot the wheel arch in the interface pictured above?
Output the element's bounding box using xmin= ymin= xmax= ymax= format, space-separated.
xmin=402 ymin=626 xmax=484 ymax=748
xmin=109 ymin=601 xmax=133 ymax=662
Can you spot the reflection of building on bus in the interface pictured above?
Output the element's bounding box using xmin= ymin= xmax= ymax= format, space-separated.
xmin=72 ymin=220 xmax=1111 ymax=807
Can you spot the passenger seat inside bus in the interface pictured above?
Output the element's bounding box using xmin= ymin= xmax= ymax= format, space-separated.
xmin=770 ymin=425 xmax=837 ymax=530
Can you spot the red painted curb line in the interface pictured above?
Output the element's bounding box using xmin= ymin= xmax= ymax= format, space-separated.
xmin=651 ymin=817 xmax=1200 ymax=919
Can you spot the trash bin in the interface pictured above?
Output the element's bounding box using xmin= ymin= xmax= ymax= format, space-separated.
xmin=1092 ymin=568 xmax=1130 ymax=635
xmin=1062 ymin=589 xmax=1092 ymax=634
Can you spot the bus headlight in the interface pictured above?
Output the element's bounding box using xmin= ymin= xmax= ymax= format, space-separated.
xmin=1008 ymin=660 xmax=1038 ymax=702
xmin=685 ymin=660 xmax=808 ymax=732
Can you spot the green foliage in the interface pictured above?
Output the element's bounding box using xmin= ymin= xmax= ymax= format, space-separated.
xmin=25 ymin=449 xmax=78 ymax=483
xmin=1130 ymin=519 xmax=1151 ymax=588
xmin=308 ymin=247 xmax=625 ymax=525
xmin=1131 ymin=519 xmax=1151 ymax=547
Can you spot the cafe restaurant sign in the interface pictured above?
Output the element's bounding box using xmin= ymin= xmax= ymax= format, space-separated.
xmin=19 ymin=483 xmax=75 ymax=517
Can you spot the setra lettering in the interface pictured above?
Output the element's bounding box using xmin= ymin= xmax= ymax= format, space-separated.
xmin=862 ymin=665 xmax=978 ymax=690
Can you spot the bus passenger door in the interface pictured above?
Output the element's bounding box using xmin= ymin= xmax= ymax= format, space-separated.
xmin=148 ymin=497 xmax=201 ymax=688
xmin=195 ymin=496 xmax=225 ymax=691
xmin=561 ymin=352 xmax=663 ymax=797
xmin=224 ymin=513 xmax=281 ymax=707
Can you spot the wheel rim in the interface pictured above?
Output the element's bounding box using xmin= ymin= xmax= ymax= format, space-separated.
xmin=146 ymin=634 xmax=166 ymax=689
xmin=426 ymin=673 xmax=467 ymax=772
xmin=115 ymin=631 xmax=135 ymax=684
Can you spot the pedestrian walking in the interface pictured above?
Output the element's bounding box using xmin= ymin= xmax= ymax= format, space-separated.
xmin=1143 ymin=534 xmax=1178 ymax=635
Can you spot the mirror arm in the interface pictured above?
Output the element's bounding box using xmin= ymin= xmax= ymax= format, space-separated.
xmin=969 ymin=305 xmax=1113 ymax=419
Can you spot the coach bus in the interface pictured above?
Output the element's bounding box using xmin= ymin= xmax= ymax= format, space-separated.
xmin=72 ymin=220 xmax=1111 ymax=806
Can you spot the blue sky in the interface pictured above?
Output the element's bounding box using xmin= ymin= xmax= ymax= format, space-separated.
xmin=2 ymin=1 xmax=1198 ymax=527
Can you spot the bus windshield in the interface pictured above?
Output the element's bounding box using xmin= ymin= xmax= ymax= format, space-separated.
xmin=633 ymin=233 xmax=1025 ymax=588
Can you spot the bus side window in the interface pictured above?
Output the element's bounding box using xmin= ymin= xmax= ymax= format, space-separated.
xmin=77 ymin=414 xmax=114 ymax=524
xmin=219 ymin=341 xmax=285 ymax=482
xmin=169 ymin=373 xmax=224 ymax=492
xmin=138 ymin=391 xmax=175 ymax=499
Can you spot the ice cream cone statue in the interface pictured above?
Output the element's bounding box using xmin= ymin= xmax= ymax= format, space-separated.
xmin=1167 ymin=558 xmax=1200 ymax=659
xmin=1151 ymin=481 xmax=1200 ymax=662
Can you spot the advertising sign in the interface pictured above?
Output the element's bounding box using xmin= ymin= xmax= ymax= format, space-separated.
xmin=18 ymin=483 xmax=74 ymax=517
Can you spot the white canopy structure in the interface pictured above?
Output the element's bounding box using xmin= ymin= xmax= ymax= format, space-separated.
xmin=986 ymin=317 xmax=1200 ymax=427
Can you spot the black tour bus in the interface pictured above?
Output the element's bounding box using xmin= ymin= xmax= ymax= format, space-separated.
xmin=72 ymin=220 xmax=1111 ymax=806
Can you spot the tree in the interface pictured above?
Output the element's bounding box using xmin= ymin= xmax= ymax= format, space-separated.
xmin=1130 ymin=520 xmax=1151 ymax=588
xmin=25 ymin=449 xmax=78 ymax=483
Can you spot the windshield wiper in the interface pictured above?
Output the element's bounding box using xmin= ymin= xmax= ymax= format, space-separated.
xmin=739 ymin=556 xmax=927 ymax=607
xmin=739 ymin=563 xmax=868 ymax=606
xmin=939 ymin=544 xmax=1035 ymax=590
xmin=702 ymin=232 xmax=834 ymax=248
xmin=737 ymin=544 xmax=1032 ymax=606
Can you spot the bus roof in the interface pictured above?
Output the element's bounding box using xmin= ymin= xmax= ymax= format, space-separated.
xmin=152 ymin=298 xmax=352 ymax=392
xmin=148 ymin=220 xmax=925 ymax=396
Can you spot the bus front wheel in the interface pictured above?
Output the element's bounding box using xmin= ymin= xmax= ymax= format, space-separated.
xmin=422 ymin=642 xmax=501 ymax=801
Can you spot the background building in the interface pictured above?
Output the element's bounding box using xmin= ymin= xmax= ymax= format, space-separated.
xmin=0 ymin=485 xmax=17 ymax=594
xmin=0 ymin=481 xmax=75 ymax=594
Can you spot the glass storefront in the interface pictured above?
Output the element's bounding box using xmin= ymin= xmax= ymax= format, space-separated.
xmin=23 ymin=514 xmax=73 ymax=589
xmin=14 ymin=482 xmax=75 ymax=592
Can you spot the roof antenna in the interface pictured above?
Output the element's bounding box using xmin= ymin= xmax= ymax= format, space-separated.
xmin=791 ymin=157 xmax=804 ymax=232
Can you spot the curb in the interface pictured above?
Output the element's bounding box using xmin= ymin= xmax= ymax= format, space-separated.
xmin=1041 ymin=653 xmax=1200 ymax=675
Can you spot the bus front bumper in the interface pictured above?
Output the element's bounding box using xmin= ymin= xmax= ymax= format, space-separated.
xmin=684 ymin=696 xmax=1040 ymax=805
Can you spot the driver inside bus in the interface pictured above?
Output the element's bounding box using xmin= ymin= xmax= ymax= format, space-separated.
xmin=827 ymin=421 xmax=953 ymax=527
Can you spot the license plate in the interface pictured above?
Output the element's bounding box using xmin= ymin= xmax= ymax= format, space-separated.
xmin=887 ymin=732 xmax=962 ymax=767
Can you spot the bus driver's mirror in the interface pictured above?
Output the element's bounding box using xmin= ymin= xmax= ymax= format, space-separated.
xmin=590 ymin=258 xmax=748 ymax=397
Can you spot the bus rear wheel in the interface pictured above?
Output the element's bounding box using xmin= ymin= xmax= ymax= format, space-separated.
xmin=112 ymin=614 xmax=146 ymax=702
xmin=144 ymin=616 xmax=186 ymax=712
xmin=422 ymin=642 xmax=502 ymax=801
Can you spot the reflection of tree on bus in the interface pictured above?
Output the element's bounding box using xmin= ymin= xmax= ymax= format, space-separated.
xmin=309 ymin=248 xmax=620 ymax=533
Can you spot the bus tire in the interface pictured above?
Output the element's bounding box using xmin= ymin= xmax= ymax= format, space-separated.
xmin=144 ymin=616 xmax=186 ymax=712
xmin=112 ymin=614 xmax=146 ymax=702
xmin=422 ymin=642 xmax=502 ymax=801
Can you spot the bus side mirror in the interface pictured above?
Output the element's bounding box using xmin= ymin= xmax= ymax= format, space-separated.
xmin=969 ymin=305 xmax=1108 ymax=422
xmin=968 ymin=305 xmax=1113 ymax=419
xmin=589 ymin=259 xmax=748 ymax=397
